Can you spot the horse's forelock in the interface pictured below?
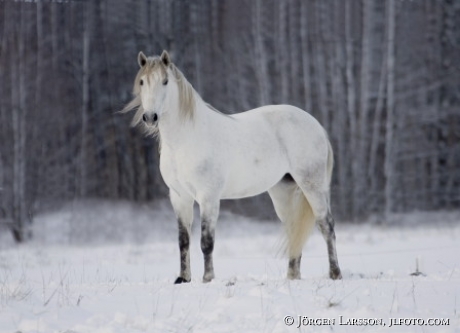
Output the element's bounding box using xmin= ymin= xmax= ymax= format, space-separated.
xmin=133 ymin=57 xmax=165 ymax=94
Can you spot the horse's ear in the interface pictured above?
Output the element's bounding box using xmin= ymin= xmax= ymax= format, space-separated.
xmin=138 ymin=51 xmax=147 ymax=68
xmin=160 ymin=50 xmax=171 ymax=67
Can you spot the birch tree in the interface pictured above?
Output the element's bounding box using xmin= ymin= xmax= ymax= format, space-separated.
xmin=276 ymin=0 xmax=289 ymax=104
xmin=9 ymin=4 xmax=29 ymax=242
xmin=252 ymin=0 xmax=269 ymax=106
xmin=80 ymin=1 xmax=93 ymax=197
xmin=345 ymin=0 xmax=358 ymax=218
xmin=384 ymin=0 xmax=396 ymax=217
xmin=300 ymin=1 xmax=312 ymax=114
xmin=313 ymin=0 xmax=329 ymax=126
xmin=357 ymin=0 xmax=373 ymax=215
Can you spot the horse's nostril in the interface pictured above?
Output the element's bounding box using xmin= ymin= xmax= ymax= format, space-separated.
xmin=153 ymin=113 xmax=158 ymax=122
xmin=142 ymin=114 xmax=147 ymax=122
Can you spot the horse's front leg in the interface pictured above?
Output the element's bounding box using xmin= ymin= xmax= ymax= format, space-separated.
xmin=170 ymin=190 xmax=194 ymax=284
xmin=198 ymin=199 xmax=220 ymax=283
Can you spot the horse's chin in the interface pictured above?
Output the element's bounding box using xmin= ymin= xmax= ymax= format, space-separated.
xmin=143 ymin=123 xmax=159 ymax=137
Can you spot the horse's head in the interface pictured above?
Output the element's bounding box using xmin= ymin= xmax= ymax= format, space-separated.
xmin=121 ymin=50 xmax=196 ymax=135
xmin=136 ymin=50 xmax=172 ymax=128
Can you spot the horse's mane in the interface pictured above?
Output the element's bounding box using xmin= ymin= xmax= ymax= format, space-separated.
xmin=170 ymin=64 xmax=196 ymax=122
xmin=120 ymin=56 xmax=196 ymax=132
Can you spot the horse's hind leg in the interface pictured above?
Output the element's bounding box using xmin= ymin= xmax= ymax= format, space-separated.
xmin=170 ymin=190 xmax=194 ymax=284
xmin=301 ymin=188 xmax=342 ymax=280
xmin=288 ymin=256 xmax=302 ymax=280
xmin=318 ymin=213 xmax=342 ymax=279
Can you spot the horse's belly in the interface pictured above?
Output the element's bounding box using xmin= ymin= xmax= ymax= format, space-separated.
xmin=221 ymin=181 xmax=277 ymax=199
xmin=220 ymin=158 xmax=286 ymax=199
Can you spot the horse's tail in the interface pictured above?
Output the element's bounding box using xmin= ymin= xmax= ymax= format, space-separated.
xmin=284 ymin=187 xmax=316 ymax=260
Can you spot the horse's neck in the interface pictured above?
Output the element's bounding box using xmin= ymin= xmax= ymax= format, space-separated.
xmin=158 ymin=94 xmax=208 ymax=146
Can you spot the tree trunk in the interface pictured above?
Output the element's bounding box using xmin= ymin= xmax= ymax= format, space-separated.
xmin=331 ymin=0 xmax=349 ymax=218
xmin=300 ymin=2 xmax=313 ymax=114
xmin=368 ymin=55 xmax=387 ymax=208
xmin=314 ymin=0 xmax=329 ymax=126
xmin=80 ymin=1 xmax=92 ymax=198
xmin=357 ymin=0 xmax=373 ymax=214
xmin=11 ymin=4 xmax=29 ymax=242
xmin=0 ymin=1 xmax=7 ymax=222
xmin=277 ymin=0 xmax=288 ymax=103
xmin=253 ymin=0 xmax=269 ymax=105
xmin=384 ymin=0 xmax=396 ymax=217
xmin=191 ymin=2 xmax=203 ymax=94
xmin=288 ymin=1 xmax=299 ymax=104
xmin=31 ymin=0 xmax=43 ymax=206
xmin=345 ymin=0 xmax=358 ymax=218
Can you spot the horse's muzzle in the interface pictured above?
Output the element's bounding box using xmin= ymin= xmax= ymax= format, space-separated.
xmin=142 ymin=113 xmax=158 ymax=125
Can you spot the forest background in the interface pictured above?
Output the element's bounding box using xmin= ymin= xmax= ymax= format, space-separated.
xmin=0 ymin=0 xmax=459 ymax=242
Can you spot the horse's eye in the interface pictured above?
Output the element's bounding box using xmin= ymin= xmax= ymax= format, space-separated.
xmin=163 ymin=78 xmax=168 ymax=86
xmin=140 ymin=79 xmax=143 ymax=86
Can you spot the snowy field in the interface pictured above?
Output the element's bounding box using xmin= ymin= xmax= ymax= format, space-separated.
xmin=0 ymin=200 xmax=459 ymax=333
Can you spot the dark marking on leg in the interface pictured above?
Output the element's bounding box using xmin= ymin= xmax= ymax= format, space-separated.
xmin=318 ymin=214 xmax=342 ymax=280
xmin=179 ymin=221 xmax=189 ymax=251
xmin=288 ymin=255 xmax=302 ymax=280
xmin=201 ymin=223 xmax=214 ymax=256
xmin=201 ymin=220 xmax=215 ymax=282
xmin=176 ymin=219 xmax=191 ymax=283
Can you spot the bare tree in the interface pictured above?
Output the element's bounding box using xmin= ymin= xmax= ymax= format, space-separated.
xmin=313 ymin=0 xmax=329 ymax=126
xmin=80 ymin=1 xmax=93 ymax=197
xmin=357 ymin=0 xmax=374 ymax=215
xmin=252 ymin=0 xmax=269 ymax=106
xmin=276 ymin=0 xmax=289 ymax=104
xmin=300 ymin=1 xmax=313 ymax=114
xmin=384 ymin=0 xmax=396 ymax=217
xmin=345 ymin=0 xmax=358 ymax=218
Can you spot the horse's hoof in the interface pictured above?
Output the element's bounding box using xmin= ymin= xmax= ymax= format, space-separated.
xmin=202 ymin=273 xmax=215 ymax=283
xmin=174 ymin=277 xmax=190 ymax=284
xmin=330 ymin=269 xmax=342 ymax=280
xmin=287 ymin=272 xmax=301 ymax=280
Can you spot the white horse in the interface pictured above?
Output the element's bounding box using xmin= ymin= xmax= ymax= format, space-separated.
xmin=122 ymin=51 xmax=342 ymax=283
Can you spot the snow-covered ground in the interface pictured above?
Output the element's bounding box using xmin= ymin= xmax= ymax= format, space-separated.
xmin=1 ymin=200 xmax=459 ymax=333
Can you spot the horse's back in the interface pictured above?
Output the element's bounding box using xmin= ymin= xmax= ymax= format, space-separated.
xmin=232 ymin=104 xmax=325 ymax=137
xmin=232 ymin=104 xmax=329 ymax=159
